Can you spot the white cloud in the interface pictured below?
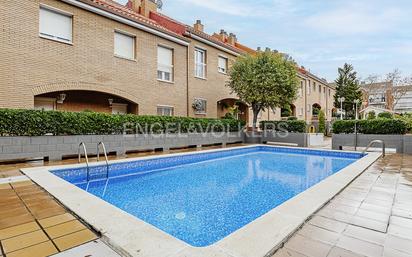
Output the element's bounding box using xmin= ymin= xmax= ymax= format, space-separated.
xmin=304 ymin=3 xmax=406 ymax=35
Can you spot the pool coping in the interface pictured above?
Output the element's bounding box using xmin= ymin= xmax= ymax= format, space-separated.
xmin=21 ymin=145 xmax=382 ymax=257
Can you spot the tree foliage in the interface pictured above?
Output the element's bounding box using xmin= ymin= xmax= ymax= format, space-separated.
xmin=333 ymin=63 xmax=363 ymax=119
xmin=227 ymin=51 xmax=299 ymax=128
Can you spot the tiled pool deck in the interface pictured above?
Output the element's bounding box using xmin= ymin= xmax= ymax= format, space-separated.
xmin=272 ymin=154 xmax=412 ymax=257
xmin=0 ymin=146 xmax=411 ymax=257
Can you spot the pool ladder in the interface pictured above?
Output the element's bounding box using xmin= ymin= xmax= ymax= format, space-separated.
xmin=78 ymin=142 xmax=110 ymax=181
xmin=362 ymin=140 xmax=386 ymax=157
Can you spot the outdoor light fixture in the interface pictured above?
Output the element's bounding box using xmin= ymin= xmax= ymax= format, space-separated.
xmin=56 ymin=93 xmax=67 ymax=104
xmin=354 ymin=99 xmax=360 ymax=120
xmin=108 ymin=98 xmax=114 ymax=107
xmin=338 ymin=97 xmax=345 ymax=120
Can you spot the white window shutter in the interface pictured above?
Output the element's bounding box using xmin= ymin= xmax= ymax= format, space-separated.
xmin=39 ymin=7 xmax=72 ymax=42
xmin=114 ymin=32 xmax=135 ymax=59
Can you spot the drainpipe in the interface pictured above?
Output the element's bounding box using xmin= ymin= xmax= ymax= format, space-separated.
xmin=186 ymin=44 xmax=190 ymax=117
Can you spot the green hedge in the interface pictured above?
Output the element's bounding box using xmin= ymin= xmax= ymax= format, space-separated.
xmin=0 ymin=109 xmax=246 ymax=136
xmin=332 ymin=119 xmax=408 ymax=135
xmin=260 ymin=120 xmax=307 ymax=133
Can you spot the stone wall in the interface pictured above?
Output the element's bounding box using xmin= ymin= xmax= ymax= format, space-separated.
xmin=0 ymin=132 xmax=243 ymax=162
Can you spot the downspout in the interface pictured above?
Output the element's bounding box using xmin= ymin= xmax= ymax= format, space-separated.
xmin=186 ymin=43 xmax=190 ymax=117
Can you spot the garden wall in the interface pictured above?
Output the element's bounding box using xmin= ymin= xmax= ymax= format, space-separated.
xmin=0 ymin=132 xmax=244 ymax=162
xmin=332 ymin=134 xmax=412 ymax=154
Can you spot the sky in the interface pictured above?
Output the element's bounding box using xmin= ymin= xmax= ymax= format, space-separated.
xmin=116 ymin=0 xmax=412 ymax=82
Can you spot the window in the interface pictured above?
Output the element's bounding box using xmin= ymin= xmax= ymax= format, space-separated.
xmin=218 ymin=56 xmax=228 ymax=74
xmin=114 ymin=31 xmax=135 ymax=60
xmin=307 ymin=80 xmax=311 ymax=95
xmin=39 ymin=6 xmax=72 ymax=43
xmin=319 ymin=85 xmax=322 ymax=93
xmin=157 ymin=106 xmax=174 ymax=116
xmin=307 ymin=104 xmax=311 ymax=113
xmin=313 ymin=82 xmax=316 ymax=92
xmin=195 ymin=48 xmax=206 ymax=78
xmin=299 ymin=108 xmax=304 ymax=116
xmin=193 ymin=98 xmax=207 ymax=114
xmin=157 ymin=46 xmax=174 ymax=82
xmin=299 ymin=81 xmax=304 ymax=97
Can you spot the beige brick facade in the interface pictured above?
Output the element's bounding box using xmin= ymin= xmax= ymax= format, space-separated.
xmin=0 ymin=0 xmax=334 ymax=125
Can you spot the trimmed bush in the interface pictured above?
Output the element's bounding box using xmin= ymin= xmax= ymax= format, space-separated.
xmin=0 ymin=109 xmax=246 ymax=136
xmin=332 ymin=119 xmax=407 ymax=135
xmin=377 ymin=112 xmax=393 ymax=119
xmin=367 ymin=111 xmax=376 ymax=120
xmin=318 ymin=110 xmax=326 ymax=135
xmin=260 ymin=120 xmax=306 ymax=133
xmin=287 ymin=116 xmax=298 ymax=121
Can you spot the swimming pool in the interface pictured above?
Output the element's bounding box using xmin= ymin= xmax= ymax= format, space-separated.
xmin=51 ymin=146 xmax=363 ymax=247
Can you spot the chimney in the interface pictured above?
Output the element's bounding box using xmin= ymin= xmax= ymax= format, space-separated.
xmin=228 ymin=33 xmax=237 ymax=45
xmin=265 ymin=47 xmax=271 ymax=52
xmin=194 ymin=20 xmax=204 ymax=32
xmin=128 ymin=0 xmax=158 ymax=17
xmin=214 ymin=29 xmax=228 ymax=42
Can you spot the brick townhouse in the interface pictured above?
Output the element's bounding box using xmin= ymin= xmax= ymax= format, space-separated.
xmin=0 ymin=0 xmax=335 ymax=125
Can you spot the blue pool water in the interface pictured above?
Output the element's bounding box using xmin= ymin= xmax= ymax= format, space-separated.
xmin=53 ymin=146 xmax=362 ymax=247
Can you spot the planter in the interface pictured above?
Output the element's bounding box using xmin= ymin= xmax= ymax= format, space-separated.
xmin=0 ymin=132 xmax=244 ymax=162
xmin=308 ymin=133 xmax=324 ymax=146
xmin=332 ymin=134 xmax=411 ymax=154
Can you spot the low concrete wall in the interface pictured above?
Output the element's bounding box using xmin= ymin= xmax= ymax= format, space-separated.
xmin=0 ymin=132 xmax=244 ymax=161
xmin=260 ymin=132 xmax=308 ymax=147
xmin=332 ymin=134 xmax=411 ymax=154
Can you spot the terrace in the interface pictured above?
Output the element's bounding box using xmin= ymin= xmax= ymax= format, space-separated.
xmin=1 ymin=143 xmax=411 ymax=257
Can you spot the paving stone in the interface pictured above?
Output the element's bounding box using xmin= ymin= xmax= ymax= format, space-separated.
xmin=53 ymin=229 xmax=98 ymax=251
xmin=387 ymin=224 xmax=412 ymax=240
xmin=51 ymin=240 xmax=121 ymax=257
xmin=298 ymin=224 xmax=340 ymax=245
xmin=327 ymin=247 xmax=367 ymax=257
xmin=383 ymin=247 xmax=411 ymax=257
xmin=309 ymin=216 xmax=348 ymax=233
xmin=6 ymin=241 xmax=58 ymax=257
xmin=355 ymin=209 xmax=390 ymax=223
xmin=273 ymin=248 xmax=309 ymax=257
xmin=285 ymin=234 xmax=332 ymax=257
xmin=349 ymin=216 xmax=388 ymax=233
xmin=2 ymin=230 xmax=49 ymax=253
xmin=0 ymin=222 xmax=41 ymax=240
xmin=38 ymin=213 xmax=76 ymax=228
xmin=389 ymin=216 xmax=412 ymax=229
xmin=336 ymin=235 xmax=383 ymax=257
xmin=45 ymin=220 xmax=86 ymax=239
xmin=343 ymin=225 xmax=386 ymax=246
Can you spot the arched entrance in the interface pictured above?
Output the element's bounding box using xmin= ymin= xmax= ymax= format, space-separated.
xmin=281 ymin=104 xmax=296 ymax=119
xmin=217 ymin=98 xmax=249 ymax=122
xmin=34 ymin=90 xmax=139 ymax=114
xmin=312 ymin=103 xmax=321 ymax=116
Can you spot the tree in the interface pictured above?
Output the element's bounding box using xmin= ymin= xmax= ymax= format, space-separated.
xmin=334 ymin=63 xmax=363 ymax=119
xmin=385 ymin=69 xmax=412 ymax=110
xmin=318 ymin=110 xmax=326 ymax=135
xmin=227 ymin=51 xmax=299 ymax=129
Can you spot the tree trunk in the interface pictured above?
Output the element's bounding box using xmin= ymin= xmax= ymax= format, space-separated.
xmin=252 ymin=105 xmax=260 ymax=130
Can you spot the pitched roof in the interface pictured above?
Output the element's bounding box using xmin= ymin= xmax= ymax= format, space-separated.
xmin=76 ymin=0 xmax=189 ymax=42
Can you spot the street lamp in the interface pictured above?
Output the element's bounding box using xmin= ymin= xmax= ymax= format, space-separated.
xmin=354 ymin=99 xmax=360 ymax=120
xmin=338 ymin=97 xmax=345 ymax=120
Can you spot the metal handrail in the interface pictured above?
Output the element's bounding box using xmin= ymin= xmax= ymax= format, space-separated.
xmin=97 ymin=142 xmax=110 ymax=179
xmin=362 ymin=140 xmax=386 ymax=157
xmin=78 ymin=142 xmax=90 ymax=181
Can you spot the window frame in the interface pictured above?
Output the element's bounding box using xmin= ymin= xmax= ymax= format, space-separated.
xmin=39 ymin=5 xmax=73 ymax=45
xmin=157 ymin=45 xmax=174 ymax=83
xmin=218 ymin=55 xmax=228 ymax=74
xmin=194 ymin=47 xmax=207 ymax=79
xmin=157 ymin=105 xmax=174 ymax=116
xmin=114 ymin=30 xmax=136 ymax=61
